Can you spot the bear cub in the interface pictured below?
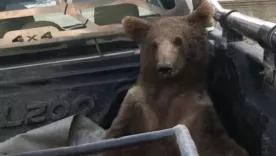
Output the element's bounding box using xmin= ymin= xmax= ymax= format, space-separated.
xmin=102 ymin=0 xmax=249 ymax=156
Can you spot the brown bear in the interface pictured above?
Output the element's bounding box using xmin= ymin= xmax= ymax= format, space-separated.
xmin=101 ymin=0 xmax=249 ymax=156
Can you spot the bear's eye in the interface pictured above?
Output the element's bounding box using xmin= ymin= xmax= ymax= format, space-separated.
xmin=173 ymin=36 xmax=182 ymax=46
xmin=152 ymin=41 xmax=158 ymax=49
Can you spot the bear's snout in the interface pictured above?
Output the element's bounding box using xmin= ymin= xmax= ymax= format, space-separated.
xmin=156 ymin=63 xmax=173 ymax=75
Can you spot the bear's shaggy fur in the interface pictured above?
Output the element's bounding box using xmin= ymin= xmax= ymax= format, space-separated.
xmin=101 ymin=1 xmax=249 ymax=156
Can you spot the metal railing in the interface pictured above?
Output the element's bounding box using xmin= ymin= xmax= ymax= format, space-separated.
xmin=210 ymin=0 xmax=276 ymax=51
xmin=7 ymin=125 xmax=199 ymax=156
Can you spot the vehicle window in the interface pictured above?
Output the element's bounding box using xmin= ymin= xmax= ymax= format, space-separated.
xmin=83 ymin=3 xmax=140 ymax=26
xmin=145 ymin=0 xmax=176 ymax=10
xmin=81 ymin=3 xmax=158 ymax=26
xmin=145 ymin=0 xmax=162 ymax=7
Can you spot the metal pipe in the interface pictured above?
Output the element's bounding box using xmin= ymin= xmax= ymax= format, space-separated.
xmin=209 ymin=0 xmax=276 ymax=50
xmin=209 ymin=0 xmax=231 ymax=21
xmin=9 ymin=124 xmax=199 ymax=156
xmin=272 ymin=31 xmax=276 ymax=49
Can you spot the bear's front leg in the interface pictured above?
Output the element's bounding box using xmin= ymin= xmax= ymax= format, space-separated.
xmin=105 ymin=86 xmax=145 ymax=139
xmin=100 ymin=86 xmax=146 ymax=156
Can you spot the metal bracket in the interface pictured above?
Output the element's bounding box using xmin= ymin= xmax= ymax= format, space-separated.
xmin=221 ymin=28 xmax=243 ymax=58
xmin=262 ymin=49 xmax=276 ymax=85
xmin=218 ymin=9 xmax=243 ymax=46
xmin=219 ymin=10 xmax=238 ymax=29
xmin=222 ymin=29 xmax=243 ymax=43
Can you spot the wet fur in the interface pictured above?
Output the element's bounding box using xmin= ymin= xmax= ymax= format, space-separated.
xmin=101 ymin=0 xmax=249 ymax=156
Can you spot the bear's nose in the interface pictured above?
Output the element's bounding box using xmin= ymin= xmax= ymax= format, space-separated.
xmin=157 ymin=63 xmax=173 ymax=74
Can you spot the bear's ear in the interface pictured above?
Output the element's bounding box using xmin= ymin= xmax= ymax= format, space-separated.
xmin=185 ymin=0 xmax=214 ymax=27
xmin=122 ymin=16 xmax=151 ymax=43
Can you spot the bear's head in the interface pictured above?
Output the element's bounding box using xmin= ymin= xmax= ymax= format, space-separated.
xmin=122 ymin=0 xmax=214 ymax=81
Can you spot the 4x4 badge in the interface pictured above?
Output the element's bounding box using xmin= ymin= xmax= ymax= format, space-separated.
xmin=12 ymin=32 xmax=53 ymax=43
